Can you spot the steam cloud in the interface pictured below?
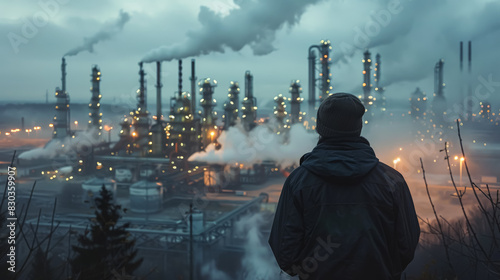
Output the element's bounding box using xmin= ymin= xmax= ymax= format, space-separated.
xmin=142 ymin=0 xmax=325 ymax=62
xmin=64 ymin=10 xmax=130 ymax=57
xmin=19 ymin=128 xmax=101 ymax=160
xmin=188 ymin=123 xmax=318 ymax=167
xmin=235 ymin=212 xmax=278 ymax=279
xmin=201 ymin=260 xmax=232 ymax=280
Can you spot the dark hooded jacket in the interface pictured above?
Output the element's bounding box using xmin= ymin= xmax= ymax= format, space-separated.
xmin=269 ymin=136 xmax=420 ymax=280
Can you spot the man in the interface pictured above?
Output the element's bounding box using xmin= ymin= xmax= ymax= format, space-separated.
xmin=269 ymin=93 xmax=420 ymax=280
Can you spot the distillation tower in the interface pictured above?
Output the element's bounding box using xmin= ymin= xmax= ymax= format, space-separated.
xmin=362 ymin=50 xmax=373 ymax=109
xmin=150 ymin=62 xmax=167 ymax=157
xmin=223 ymin=81 xmax=240 ymax=130
xmin=133 ymin=62 xmax=151 ymax=147
xmin=88 ymin=65 xmax=102 ymax=136
xmin=308 ymin=40 xmax=332 ymax=115
xmin=241 ymin=71 xmax=257 ymax=131
xmin=199 ymin=78 xmax=218 ymax=150
xmin=432 ymin=59 xmax=446 ymax=128
xmin=273 ymin=94 xmax=287 ymax=135
xmin=168 ymin=60 xmax=200 ymax=157
xmin=53 ymin=57 xmax=70 ymax=138
xmin=373 ymin=53 xmax=386 ymax=112
xmin=289 ymin=80 xmax=303 ymax=125
xmin=410 ymin=87 xmax=427 ymax=121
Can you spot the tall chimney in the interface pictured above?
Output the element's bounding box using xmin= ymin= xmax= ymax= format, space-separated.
xmin=138 ymin=62 xmax=146 ymax=110
xmin=61 ymin=57 xmax=67 ymax=93
xmin=89 ymin=65 xmax=102 ymax=134
xmin=190 ymin=59 xmax=197 ymax=113
xmin=308 ymin=47 xmax=316 ymax=109
xmin=459 ymin=41 xmax=464 ymax=116
xmin=178 ymin=59 xmax=183 ymax=97
xmin=156 ymin=61 xmax=162 ymax=122
xmin=375 ymin=53 xmax=381 ymax=90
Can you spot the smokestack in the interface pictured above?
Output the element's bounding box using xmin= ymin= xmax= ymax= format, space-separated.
xmin=308 ymin=46 xmax=316 ymax=109
xmin=190 ymin=59 xmax=197 ymax=114
xmin=61 ymin=57 xmax=66 ymax=93
xmin=21 ymin=117 xmax=25 ymax=132
xmin=138 ymin=62 xmax=146 ymax=110
xmin=156 ymin=61 xmax=162 ymax=122
xmin=459 ymin=41 xmax=464 ymax=117
xmin=89 ymin=65 xmax=102 ymax=134
xmin=375 ymin=53 xmax=381 ymax=90
xmin=434 ymin=59 xmax=444 ymax=97
xmin=178 ymin=59 xmax=183 ymax=97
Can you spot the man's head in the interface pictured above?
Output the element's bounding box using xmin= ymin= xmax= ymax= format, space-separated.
xmin=316 ymin=92 xmax=365 ymax=138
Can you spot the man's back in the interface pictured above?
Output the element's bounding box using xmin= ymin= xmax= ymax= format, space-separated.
xmin=269 ymin=136 xmax=420 ymax=280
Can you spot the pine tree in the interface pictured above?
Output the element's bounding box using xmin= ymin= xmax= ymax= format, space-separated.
xmin=70 ymin=185 xmax=142 ymax=280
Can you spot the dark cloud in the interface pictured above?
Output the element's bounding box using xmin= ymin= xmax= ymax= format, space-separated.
xmin=0 ymin=0 xmax=498 ymax=108
xmin=142 ymin=0 xmax=325 ymax=62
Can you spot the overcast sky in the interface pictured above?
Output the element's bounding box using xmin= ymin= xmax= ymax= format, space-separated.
xmin=1 ymin=0 xmax=499 ymax=110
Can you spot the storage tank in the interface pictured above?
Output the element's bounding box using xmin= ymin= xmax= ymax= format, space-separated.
xmin=129 ymin=180 xmax=163 ymax=213
xmin=115 ymin=165 xmax=133 ymax=182
xmin=138 ymin=164 xmax=155 ymax=179
xmin=81 ymin=177 xmax=116 ymax=203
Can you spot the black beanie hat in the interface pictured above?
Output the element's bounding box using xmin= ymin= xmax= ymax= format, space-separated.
xmin=316 ymin=92 xmax=365 ymax=138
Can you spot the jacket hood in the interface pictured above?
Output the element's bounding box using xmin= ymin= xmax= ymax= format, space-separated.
xmin=300 ymin=136 xmax=379 ymax=181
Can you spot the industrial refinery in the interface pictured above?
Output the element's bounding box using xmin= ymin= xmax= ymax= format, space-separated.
xmin=2 ymin=31 xmax=500 ymax=280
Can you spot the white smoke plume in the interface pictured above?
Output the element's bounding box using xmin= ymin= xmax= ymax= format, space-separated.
xmin=188 ymin=123 xmax=318 ymax=167
xmin=235 ymin=212 xmax=279 ymax=280
xmin=142 ymin=0 xmax=325 ymax=62
xmin=18 ymin=128 xmax=102 ymax=160
xmin=201 ymin=260 xmax=232 ymax=280
xmin=64 ymin=10 xmax=130 ymax=57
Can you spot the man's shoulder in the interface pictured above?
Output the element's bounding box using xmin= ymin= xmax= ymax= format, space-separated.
xmin=283 ymin=165 xmax=321 ymax=192
xmin=369 ymin=162 xmax=408 ymax=191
